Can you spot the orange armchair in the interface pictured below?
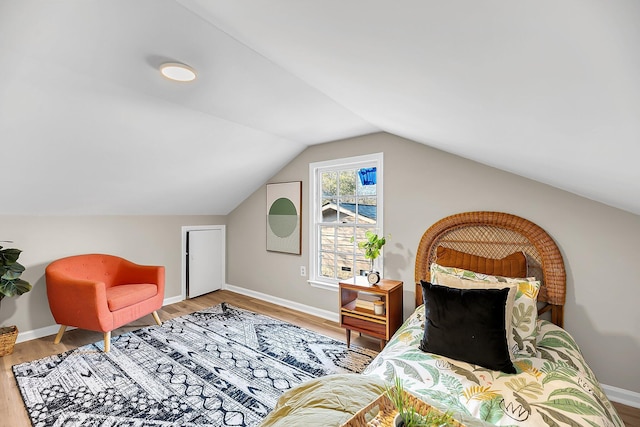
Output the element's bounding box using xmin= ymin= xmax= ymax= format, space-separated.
xmin=45 ymin=254 xmax=165 ymax=352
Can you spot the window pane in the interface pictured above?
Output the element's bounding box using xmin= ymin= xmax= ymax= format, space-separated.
xmin=339 ymin=170 xmax=356 ymax=196
xmin=337 ymin=198 xmax=357 ymax=223
xmin=356 ymin=256 xmax=370 ymax=276
xmin=337 ymin=254 xmax=354 ymax=280
xmin=321 ymin=198 xmax=338 ymax=223
xmin=322 ymin=171 xmax=337 ymax=196
xmin=357 ymin=171 xmax=377 ymax=196
xmin=353 ymin=227 xmax=369 ymax=247
xmin=336 ymin=226 xmax=355 ymax=253
xmin=319 ymin=226 xmax=335 ymax=251
xmin=357 ymin=167 xmax=377 ymax=186
xmin=320 ymin=252 xmax=335 ymax=278
xmin=356 ymin=197 xmax=377 ymax=225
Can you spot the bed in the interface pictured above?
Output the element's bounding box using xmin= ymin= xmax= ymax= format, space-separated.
xmin=261 ymin=212 xmax=624 ymax=427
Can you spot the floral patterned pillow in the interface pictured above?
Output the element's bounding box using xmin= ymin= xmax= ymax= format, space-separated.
xmin=430 ymin=262 xmax=541 ymax=356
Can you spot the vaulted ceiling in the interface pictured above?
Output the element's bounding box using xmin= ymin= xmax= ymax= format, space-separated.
xmin=2 ymin=1 xmax=639 ymax=215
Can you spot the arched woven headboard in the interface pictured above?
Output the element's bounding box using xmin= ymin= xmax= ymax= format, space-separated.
xmin=415 ymin=211 xmax=566 ymax=327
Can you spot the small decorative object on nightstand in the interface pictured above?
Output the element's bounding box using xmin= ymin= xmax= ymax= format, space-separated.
xmin=339 ymin=277 xmax=403 ymax=350
xmin=352 ymin=230 xmax=389 ymax=286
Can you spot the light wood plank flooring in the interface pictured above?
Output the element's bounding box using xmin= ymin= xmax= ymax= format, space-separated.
xmin=1 ymin=290 xmax=638 ymax=426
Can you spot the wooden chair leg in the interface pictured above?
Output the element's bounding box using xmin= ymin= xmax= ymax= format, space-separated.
xmin=53 ymin=325 xmax=67 ymax=344
xmin=104 ymin=331 xmax=111 ymax=353
xmin=152 ymin=311 xmax=162 ymax=325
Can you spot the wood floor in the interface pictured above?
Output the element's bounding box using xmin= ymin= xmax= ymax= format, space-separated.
xmin=1 ymin=290 xmax=638 ymax=426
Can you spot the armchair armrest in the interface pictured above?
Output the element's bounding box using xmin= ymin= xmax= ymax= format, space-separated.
xmin=45 ymin=271 xmax=113 ymax=332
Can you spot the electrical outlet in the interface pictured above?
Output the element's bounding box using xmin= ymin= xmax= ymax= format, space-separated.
xmin=300 ymin=266 xmax=306 ymax=277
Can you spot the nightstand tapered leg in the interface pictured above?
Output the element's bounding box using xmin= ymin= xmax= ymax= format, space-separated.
xmin=346 ymin=329 xmax=351 ymax=348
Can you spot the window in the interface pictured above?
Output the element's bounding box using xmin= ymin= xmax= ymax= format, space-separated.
xmin=308 ymin=153 xmax=383 ymax=289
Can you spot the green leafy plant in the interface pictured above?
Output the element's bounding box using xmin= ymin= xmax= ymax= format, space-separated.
xmin=0 ymin=246 xmax=32 ymax=304
xmin=354 ymin=230 xmax=388 ymax=261
xmin=386 ymin=377 xmax=456 ymax=427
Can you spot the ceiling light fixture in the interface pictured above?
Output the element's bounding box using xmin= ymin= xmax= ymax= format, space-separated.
xmin=160 ymin=62 xmax=197 ymax=82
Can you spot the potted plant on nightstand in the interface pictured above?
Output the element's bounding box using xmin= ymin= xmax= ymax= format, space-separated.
xmin=0 ymin=245 xmax=32 ymax=356
xmin=354 ymin=230 xmax=388 ymax=285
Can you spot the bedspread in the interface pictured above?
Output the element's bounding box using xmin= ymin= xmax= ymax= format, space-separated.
xmin=363 ymin=306 xmax=623 ymax=426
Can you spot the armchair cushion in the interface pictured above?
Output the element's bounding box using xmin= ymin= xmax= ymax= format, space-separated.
xmin=106 ymin=284 xmax=158 ymax=311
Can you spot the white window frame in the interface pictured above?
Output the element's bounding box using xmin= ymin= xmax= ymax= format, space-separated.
xmin=308 ymin=152 xmax=384 ymax=291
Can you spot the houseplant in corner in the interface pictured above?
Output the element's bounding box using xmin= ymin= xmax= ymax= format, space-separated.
xmin=0 ymin=245 xmax=32 ymax=356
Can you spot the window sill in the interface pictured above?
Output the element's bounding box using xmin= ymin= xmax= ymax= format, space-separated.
xmin=308 ymin=280 xmax=338 ymax=292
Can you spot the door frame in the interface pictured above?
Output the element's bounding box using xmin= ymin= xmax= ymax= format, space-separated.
xmin=181 ymin=225 xmax=226 ymax=300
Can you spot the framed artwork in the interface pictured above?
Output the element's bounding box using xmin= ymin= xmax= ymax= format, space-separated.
xmin=266 ymin=181 xmax=302 ymax=254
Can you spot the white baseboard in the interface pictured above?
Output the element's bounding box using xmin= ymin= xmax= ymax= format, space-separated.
xmin=224 ymin=283 xmax=339 ymax=323
xmin=16 ymin=324 xmax=76 ymax=344
xmin=602 ymin=383 xmax=640 ymax=408
xmin=15 ymin=295 xmax=184 ymax=344
xmin=162 ymin=294 xmax=184 ymax=306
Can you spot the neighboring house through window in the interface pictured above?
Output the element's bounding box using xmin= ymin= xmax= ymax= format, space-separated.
xmin=308 ymin=153 xmax=383 ymax=290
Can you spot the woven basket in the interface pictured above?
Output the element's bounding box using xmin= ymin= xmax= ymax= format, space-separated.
xmin=0 ymin=325 xmax=18 ymax=356
xmin=341 ymin=390 xmax=465 ymax=427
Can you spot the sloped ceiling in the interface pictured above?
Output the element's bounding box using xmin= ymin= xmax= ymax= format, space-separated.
xmin=1 ymin=1 xmax=639 ymax=215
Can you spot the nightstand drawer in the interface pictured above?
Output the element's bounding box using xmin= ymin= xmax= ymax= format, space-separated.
xmin=341 ymin=314 xmax=386 ymax=338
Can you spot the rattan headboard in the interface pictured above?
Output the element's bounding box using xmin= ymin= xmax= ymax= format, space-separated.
xmin=414 ymin=211 xmax=566 ymax=327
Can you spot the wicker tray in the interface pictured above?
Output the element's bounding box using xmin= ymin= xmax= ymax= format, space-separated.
xmin=0 ymin=325 xmax=18 ymax=357
xmin=341 ymin=389 xmax=465 ymax=427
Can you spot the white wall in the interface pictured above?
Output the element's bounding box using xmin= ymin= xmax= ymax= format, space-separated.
xmin=0 ymin=215 xmax=223 ymax=333
xmin=226 ymin=132 xmax=640 ymax=394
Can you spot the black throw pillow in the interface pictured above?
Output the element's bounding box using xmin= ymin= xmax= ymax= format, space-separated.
xmin=419 ymin=280 xmax=516 ymax=374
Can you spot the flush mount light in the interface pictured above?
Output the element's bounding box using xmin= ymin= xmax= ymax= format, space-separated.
xmin=160 ymin=62 xmax=197 ymax=82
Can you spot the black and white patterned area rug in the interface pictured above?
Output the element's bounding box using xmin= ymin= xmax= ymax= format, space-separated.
xmin=13 ymin=303 xmax=378 ymax=426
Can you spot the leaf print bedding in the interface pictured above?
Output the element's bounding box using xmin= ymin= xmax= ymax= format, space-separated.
xmin=363 ymin=306 xmax=624 ymax=427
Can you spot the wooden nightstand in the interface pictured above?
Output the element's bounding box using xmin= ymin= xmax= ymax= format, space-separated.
xmin=339 ymin=277 xmax=403 ymax=350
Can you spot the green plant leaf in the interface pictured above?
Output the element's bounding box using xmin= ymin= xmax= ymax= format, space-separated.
xmin=0 ymin=248 xmax=21 ymax=265
xmin=0 ymin=248 xmax=32 ymax=300
xmin=0 ymin=277 xmax=32 ymax=297
xmin=2 ymin=262 xmax=25 ymax=280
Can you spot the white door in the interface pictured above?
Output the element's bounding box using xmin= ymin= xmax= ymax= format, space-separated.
xmin=187 ymin=227 xmax=224 ymax=298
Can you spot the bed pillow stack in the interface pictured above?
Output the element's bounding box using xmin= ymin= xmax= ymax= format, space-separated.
xmin=430 ymin=262 xmax=541 ymax=357
xmin=419 ymin=280 xmax=516 ymax=374
xmin=418 ymin=249 xmax=541 ymax=374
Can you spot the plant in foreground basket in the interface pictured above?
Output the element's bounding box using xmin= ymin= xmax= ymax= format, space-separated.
xmin=386 ymin=377 xmax=455 ymax=427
